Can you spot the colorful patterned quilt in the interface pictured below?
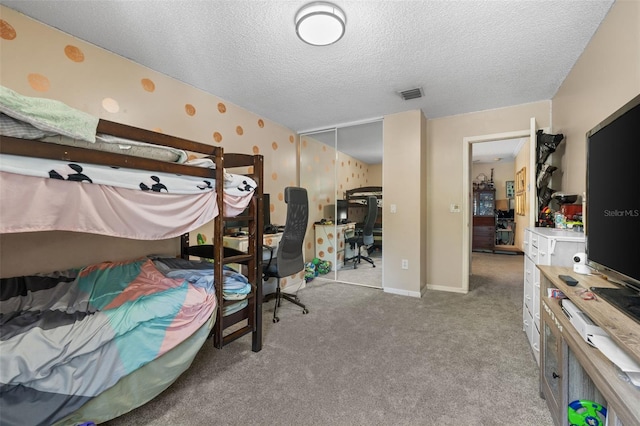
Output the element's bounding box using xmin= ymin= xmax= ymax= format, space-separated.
xmin=0 ymin=257 xmax=217 ymax=426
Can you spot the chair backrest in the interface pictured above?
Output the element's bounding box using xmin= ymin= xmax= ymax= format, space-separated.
xmin=362 ymin=196 xmax=378 ymax=245
xmin=276 ymin=187 xmax=309 ymax=277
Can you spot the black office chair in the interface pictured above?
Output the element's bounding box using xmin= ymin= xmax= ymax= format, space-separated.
xmin=262 ymin=187 xmax=309 ymax=323
xmin=345 ymin=196 xmax=378 ymax=269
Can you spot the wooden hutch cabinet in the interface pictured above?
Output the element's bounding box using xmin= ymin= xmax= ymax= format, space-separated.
xmin=472 ymin=189 xmax=495 ymax=251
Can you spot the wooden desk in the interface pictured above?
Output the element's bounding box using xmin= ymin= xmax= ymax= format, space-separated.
xmin=538 ymin=266 xmax=640 ymax=425
xmin=314 ymin=222 xmax=356 ymax=270
xmin=223 ymin=232 xmax=283 ymax=258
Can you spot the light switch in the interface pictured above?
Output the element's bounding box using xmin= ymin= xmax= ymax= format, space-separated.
xmin=450 ymin=203 xmax=461 ymax=213
xmin=390 ymin=204 xmax=397 ymax=213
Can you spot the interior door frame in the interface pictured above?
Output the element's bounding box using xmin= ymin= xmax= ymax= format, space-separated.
xmin=461 ymin=127 xmax=532 ymax=293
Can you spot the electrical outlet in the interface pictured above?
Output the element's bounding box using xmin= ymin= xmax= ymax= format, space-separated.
xmin=390 ymin=204 xmax=397 ymax=213
xmin=401 ymin=259 xmax=408 ymax=269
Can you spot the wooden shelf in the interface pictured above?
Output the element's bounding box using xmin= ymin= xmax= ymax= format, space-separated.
xmin=538 ymin=266 xmax=640 ymax=425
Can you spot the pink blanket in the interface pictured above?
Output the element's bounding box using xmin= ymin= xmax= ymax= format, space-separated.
xmin=0 ymin=172 xmax=250 ymax=239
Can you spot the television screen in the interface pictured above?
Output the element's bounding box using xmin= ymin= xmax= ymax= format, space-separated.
xmin=586 ymin=94 xmax=640 ymax=289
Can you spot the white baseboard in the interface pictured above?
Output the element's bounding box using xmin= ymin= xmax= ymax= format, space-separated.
xmin=426 ymin=283 xmax=468 ymax=294
xmin=383 ymin=287 xmax=421 ymax=298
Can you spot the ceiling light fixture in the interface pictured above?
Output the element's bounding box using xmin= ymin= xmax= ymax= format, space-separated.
xmin=295 ymin=2 xmax=346 ymax=46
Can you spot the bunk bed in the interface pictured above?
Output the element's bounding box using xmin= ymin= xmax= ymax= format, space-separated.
xmin=0 ymin=87 xmax=264 ymax=425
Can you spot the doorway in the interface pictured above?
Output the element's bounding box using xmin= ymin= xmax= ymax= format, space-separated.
xmin=470 ymin=138 xmax=524 ymax=254
xmin=462 ymin=126 xmax=535 ymax=292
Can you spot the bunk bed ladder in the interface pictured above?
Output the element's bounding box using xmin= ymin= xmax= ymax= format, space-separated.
xmin=180 ymin=151 xmax=263 ymax=352
xmin=218 ymin=153 xmax=264 ymax=352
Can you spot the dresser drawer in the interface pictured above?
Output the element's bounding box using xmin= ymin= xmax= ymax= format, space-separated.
xmin=474 ymin=226 xmax=494 ymax=237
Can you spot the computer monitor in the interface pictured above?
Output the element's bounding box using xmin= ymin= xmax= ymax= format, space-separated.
xmin=224 ymin=193 xmax=271 ymax=234
xmin=337 ymin=199 xmax=348 ymax=222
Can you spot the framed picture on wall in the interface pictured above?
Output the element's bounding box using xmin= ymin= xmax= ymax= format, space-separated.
xmin=516 ymin=193 xmax=526 ymax=216
xmin=515 ymin=167 xmax=526 ymax=193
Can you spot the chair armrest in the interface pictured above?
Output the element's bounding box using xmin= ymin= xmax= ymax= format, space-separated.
xmin=262 ymin=245 xmax=276 ymax=269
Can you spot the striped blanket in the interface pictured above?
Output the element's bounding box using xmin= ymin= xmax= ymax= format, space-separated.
xmin=0 ymin=258 xmax=217 ymax=426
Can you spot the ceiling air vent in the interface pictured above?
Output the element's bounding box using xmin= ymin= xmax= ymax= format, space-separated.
xmin=398 ymin=87 xmax=423 ymax=101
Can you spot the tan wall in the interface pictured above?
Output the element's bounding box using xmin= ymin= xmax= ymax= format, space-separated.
xmin=420 ymin=112 xmax=428 ymax=292
xmin=368 ymin=163 xmax=383 ymax=187
xmin=0 ymin=6 xmax=297 ymax=277
xmin=471 ymin=160 xmax=516 ymax=207
xmin=427 ymin=102 xmax=550 ymax=292
xmin=383 ymin=110 xmax=427 ymax=296
xmin=3 ymin=2 xmax=636 ymax=292
xmin=552 ymin=0 xmax=640 ymax=196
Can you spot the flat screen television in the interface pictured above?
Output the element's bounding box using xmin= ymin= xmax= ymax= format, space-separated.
xmin=586 ymin=94 xmax=640 ymax=322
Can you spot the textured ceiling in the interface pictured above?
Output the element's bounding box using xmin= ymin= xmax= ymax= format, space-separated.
xmin=1 ymin=0 xmax=614 ymax=163
xmin=472 ymin=137 xmax=526 ymax=164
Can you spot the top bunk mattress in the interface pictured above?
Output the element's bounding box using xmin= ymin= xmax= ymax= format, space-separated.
xmin=1 ymin=111 xmax=189 ymax=164
xmin=0 ymin=86 xmax=259 ymax=239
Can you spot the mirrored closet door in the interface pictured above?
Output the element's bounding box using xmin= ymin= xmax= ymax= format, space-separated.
xmin=299 ymin=120 xmax=383 ymax=288
xmin=299 ymin=129 xmax=338 ymax=281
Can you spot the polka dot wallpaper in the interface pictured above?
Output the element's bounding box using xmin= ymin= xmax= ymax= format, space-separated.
xmin=0 ymin=6 xmax=296 ymax=231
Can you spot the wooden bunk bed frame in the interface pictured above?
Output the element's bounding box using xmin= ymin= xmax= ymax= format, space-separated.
xmin=345 ymin=186 xmax=382 ymax=223
xmin=0 ymin=119 xmax=264 ymax=352
xmin=345 ymin=186 xmax=382 ymax=202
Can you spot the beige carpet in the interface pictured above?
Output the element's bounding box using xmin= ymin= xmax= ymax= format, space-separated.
xmin=105 ymin=251 xmax=552 ymax=425
xmin=335 ymin=248 xmax=382 ymax=288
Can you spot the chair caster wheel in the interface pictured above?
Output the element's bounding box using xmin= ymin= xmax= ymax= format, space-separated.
xmin=273 ymin=317 xmax=279 ymax=323
xmin=302 ymin=308 xmax=309 ymax=314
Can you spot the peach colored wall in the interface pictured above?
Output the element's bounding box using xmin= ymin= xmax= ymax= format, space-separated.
xmin=427 ymin=102 xmax=550 ymax=292
xmin=552 ymin=0 xmax=640 ymax=196
xmin=336 ymin=152 xmax=377 ymax=198
xmin=513 ymin=138 xmax=531 ymax=251
xmin=300 ymin=134 xmax=336 ymax=260
xmin=0 ymin=7 xmax=297 ymax=277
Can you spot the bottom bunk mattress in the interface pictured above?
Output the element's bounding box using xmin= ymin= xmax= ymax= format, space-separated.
xmin=0 ymin=257 xmax=219 ymax=426
xmin=55 ymin=313 xmax=215 ymax=426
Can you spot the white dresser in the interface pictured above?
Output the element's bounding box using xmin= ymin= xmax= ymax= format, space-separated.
xmin=522 ymin=227 xmax=585 ymax=365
